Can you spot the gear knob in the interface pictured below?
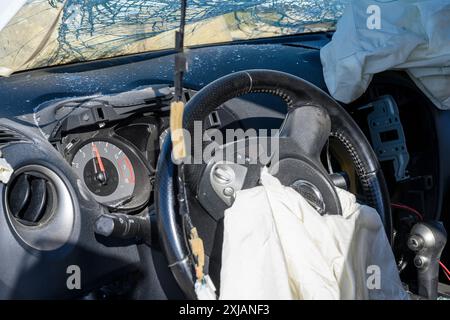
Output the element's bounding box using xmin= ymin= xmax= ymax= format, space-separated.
xmin=408 ymin=221 xmax=447 ymax=299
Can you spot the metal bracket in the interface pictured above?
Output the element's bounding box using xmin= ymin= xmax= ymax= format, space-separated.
xmin=363 ymin=95 xmax=410 ymax=181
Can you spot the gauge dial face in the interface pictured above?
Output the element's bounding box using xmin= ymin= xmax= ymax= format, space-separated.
xmin=71 ymin=141 xmax=136 ymax=206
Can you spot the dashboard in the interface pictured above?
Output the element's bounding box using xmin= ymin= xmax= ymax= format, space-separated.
xmin=0 ymin=32 xmax=448 ymax=299
xmin=0 ymin=85 xmax=178 ymax=298
xmin=27 ymin=85 xmax=173 ymax=215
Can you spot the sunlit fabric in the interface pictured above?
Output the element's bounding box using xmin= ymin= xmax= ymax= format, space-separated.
xmin=321 ymin=0 xmax=450 ymax=110
xmin=220 ymin=169 xmax=408 ymax=300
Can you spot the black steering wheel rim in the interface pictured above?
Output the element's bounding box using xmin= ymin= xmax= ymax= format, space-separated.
xmin=156 ymin=69 xmax=392 ymax=298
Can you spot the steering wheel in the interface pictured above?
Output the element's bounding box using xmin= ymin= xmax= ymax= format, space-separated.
xmin=156 ymin=70 xmax=392 ymax=298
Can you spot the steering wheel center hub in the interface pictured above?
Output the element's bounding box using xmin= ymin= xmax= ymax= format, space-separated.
xmin=290 ymin=179 xmax=325 ymax=215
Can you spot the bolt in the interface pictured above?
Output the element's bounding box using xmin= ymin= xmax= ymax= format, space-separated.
xmin=223 ymin=187 xmax=234 ymax=197
xmin=409 ymin=237 xmax=419 ymax=248
xmin=212 ymin=165 xmax=234 ymax=184
xmin=408 ymin=235 xmax=424 ymax=251
xmin=414 ymin=256 xmax=427 ymax=269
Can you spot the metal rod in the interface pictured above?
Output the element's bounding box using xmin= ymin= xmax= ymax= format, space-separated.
xmin=174 ymin=0 xmax=187 ymax=102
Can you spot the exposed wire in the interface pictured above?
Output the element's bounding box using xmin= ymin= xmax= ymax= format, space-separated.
xmin=391 ymin=203 xmax=424 ymax=221
xmin=391 ymin=203 xmax=450 ymax=283
xmin=439 ymin=260 xmax=450 ymax=281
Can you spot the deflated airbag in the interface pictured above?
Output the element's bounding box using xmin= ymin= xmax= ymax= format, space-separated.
xmin=219 ymin=169 xmax=408 ymax=300
xmin=320 ymin=0 xmax=450 ymax=110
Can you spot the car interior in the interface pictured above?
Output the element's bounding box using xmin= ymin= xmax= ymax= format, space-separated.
xmin=0 ymin=0 xmax=449 ymax=300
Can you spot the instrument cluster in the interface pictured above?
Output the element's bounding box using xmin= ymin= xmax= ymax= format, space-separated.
xmin=59 ymin=117 xmax=160 ymax=212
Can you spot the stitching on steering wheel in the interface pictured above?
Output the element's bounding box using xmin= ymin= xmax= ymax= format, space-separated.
xmin=330 ymin=130 xmax=381 ymax=208
xmin=232 ymin=89 xmax=375 ymax=201
xmin=330 ymin=130 xmax=367 ymax=177
xmin=247 ymin=89 xmax=294 ymax=108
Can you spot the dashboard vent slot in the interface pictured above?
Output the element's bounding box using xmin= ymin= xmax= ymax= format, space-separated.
xmin=0 ymin=127 xmax=26 ymax=146
xmin=7 ymin=171 xmax=57 ymax=226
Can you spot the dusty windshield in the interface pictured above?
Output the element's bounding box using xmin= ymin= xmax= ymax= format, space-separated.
xmin=0 ymin=0 xmax=347 ymax=75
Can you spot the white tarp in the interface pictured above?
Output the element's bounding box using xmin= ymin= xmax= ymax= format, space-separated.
xmin=320 ymin=0 xmax=450 ymax=110
xmin=219 ymin=169 xmax=408 ymax=300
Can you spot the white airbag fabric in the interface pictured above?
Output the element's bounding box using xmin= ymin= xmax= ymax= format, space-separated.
xmin=320 ymin=0 xmax=450 ymax=110
xmin=219 ymin=169 xmax=408 ymax=300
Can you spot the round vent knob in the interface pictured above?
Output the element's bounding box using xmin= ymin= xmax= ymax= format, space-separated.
xmin=3 ymin=162 xmax=75 ymax=251
xmin=7 ymin=171 xmax=57 ymax=226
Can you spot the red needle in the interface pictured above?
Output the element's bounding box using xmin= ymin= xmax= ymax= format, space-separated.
xmin=92 ymin=144 xmax=106 ymax=174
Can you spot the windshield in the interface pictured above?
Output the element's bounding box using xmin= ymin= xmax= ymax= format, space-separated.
xmin=0 ymin=0 xmax=347 ymax=75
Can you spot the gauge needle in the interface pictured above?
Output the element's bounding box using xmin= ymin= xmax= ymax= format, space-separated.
xmin=92 ymin=143 xmax=107 ymax=180
xmin=91 ymin=143 xmax=98 ymax=174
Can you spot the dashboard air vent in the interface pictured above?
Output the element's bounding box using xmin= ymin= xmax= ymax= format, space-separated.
xmin=7 ymin=171 xmax=57 ymax=226
xmin=0 ymin=127 xmax=26 ymax=146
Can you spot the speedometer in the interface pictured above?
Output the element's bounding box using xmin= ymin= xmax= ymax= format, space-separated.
xmin=71 ymin=140 xmax=135 ymax=206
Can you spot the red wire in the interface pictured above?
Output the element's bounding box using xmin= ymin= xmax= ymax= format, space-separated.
xmin=390 ymin=203 xmax=450 ymax=281
xmin=391 ymin=203 xmax=424 ymax=221
xmin=439 ymin=261 xmax=450 ymax=281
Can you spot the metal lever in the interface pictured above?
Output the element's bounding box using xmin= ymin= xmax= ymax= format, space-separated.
xmin=407 ymin=221 xmax=447 ymax=299
xmin=95 ymin=212 xmax=151 ymax=245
